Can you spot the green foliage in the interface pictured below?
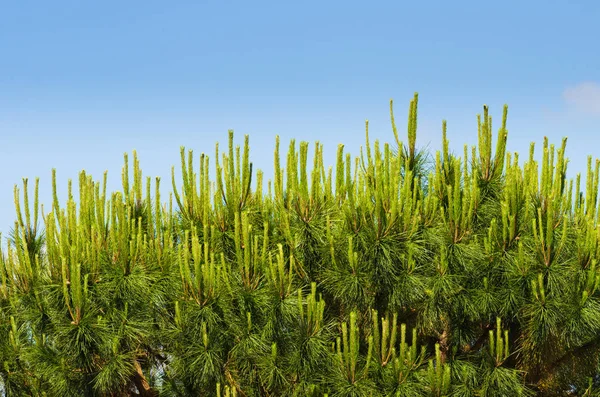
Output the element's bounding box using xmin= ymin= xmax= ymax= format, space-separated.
xmin=1 ymin=94 xmax=599 ymax=396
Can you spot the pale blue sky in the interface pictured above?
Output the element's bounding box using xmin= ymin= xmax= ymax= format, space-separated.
xmin=1 ymin=0 xmax=599 ymax=237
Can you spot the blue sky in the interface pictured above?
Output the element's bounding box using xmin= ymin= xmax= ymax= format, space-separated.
xmin=1 ymin=0 xmax=599 ymax=237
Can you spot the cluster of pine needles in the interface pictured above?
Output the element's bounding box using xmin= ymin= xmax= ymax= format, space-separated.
xmin=3 ymin=94 xmax=600 ymax=396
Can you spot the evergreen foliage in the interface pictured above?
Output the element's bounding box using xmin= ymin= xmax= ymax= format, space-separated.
xmin=2 ymin=94 xmax=600 ymax=395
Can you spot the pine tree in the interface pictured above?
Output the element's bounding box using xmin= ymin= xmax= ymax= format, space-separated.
xmin=2 ymin=94 xmax=600 ymax=396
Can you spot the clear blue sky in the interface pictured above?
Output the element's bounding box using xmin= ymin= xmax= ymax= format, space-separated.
xmin=1 ymin=0 xmax=599 ymax=237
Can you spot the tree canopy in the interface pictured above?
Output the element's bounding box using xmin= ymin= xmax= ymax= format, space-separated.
xmin=2 ymin=94 xmax=600 ymax=396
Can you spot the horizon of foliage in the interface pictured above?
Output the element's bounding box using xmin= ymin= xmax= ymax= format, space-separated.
xmin=2 ymin=94 xmax=600 ymax=396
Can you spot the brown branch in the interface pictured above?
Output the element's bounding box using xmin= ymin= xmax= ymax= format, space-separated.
xmin=463 ymin=323 xmax=494 ymax=353
xmin=542 ymin=335 xmax=600 ymax=377
xmin=132 ymin=360 xmax=158 ymax=397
